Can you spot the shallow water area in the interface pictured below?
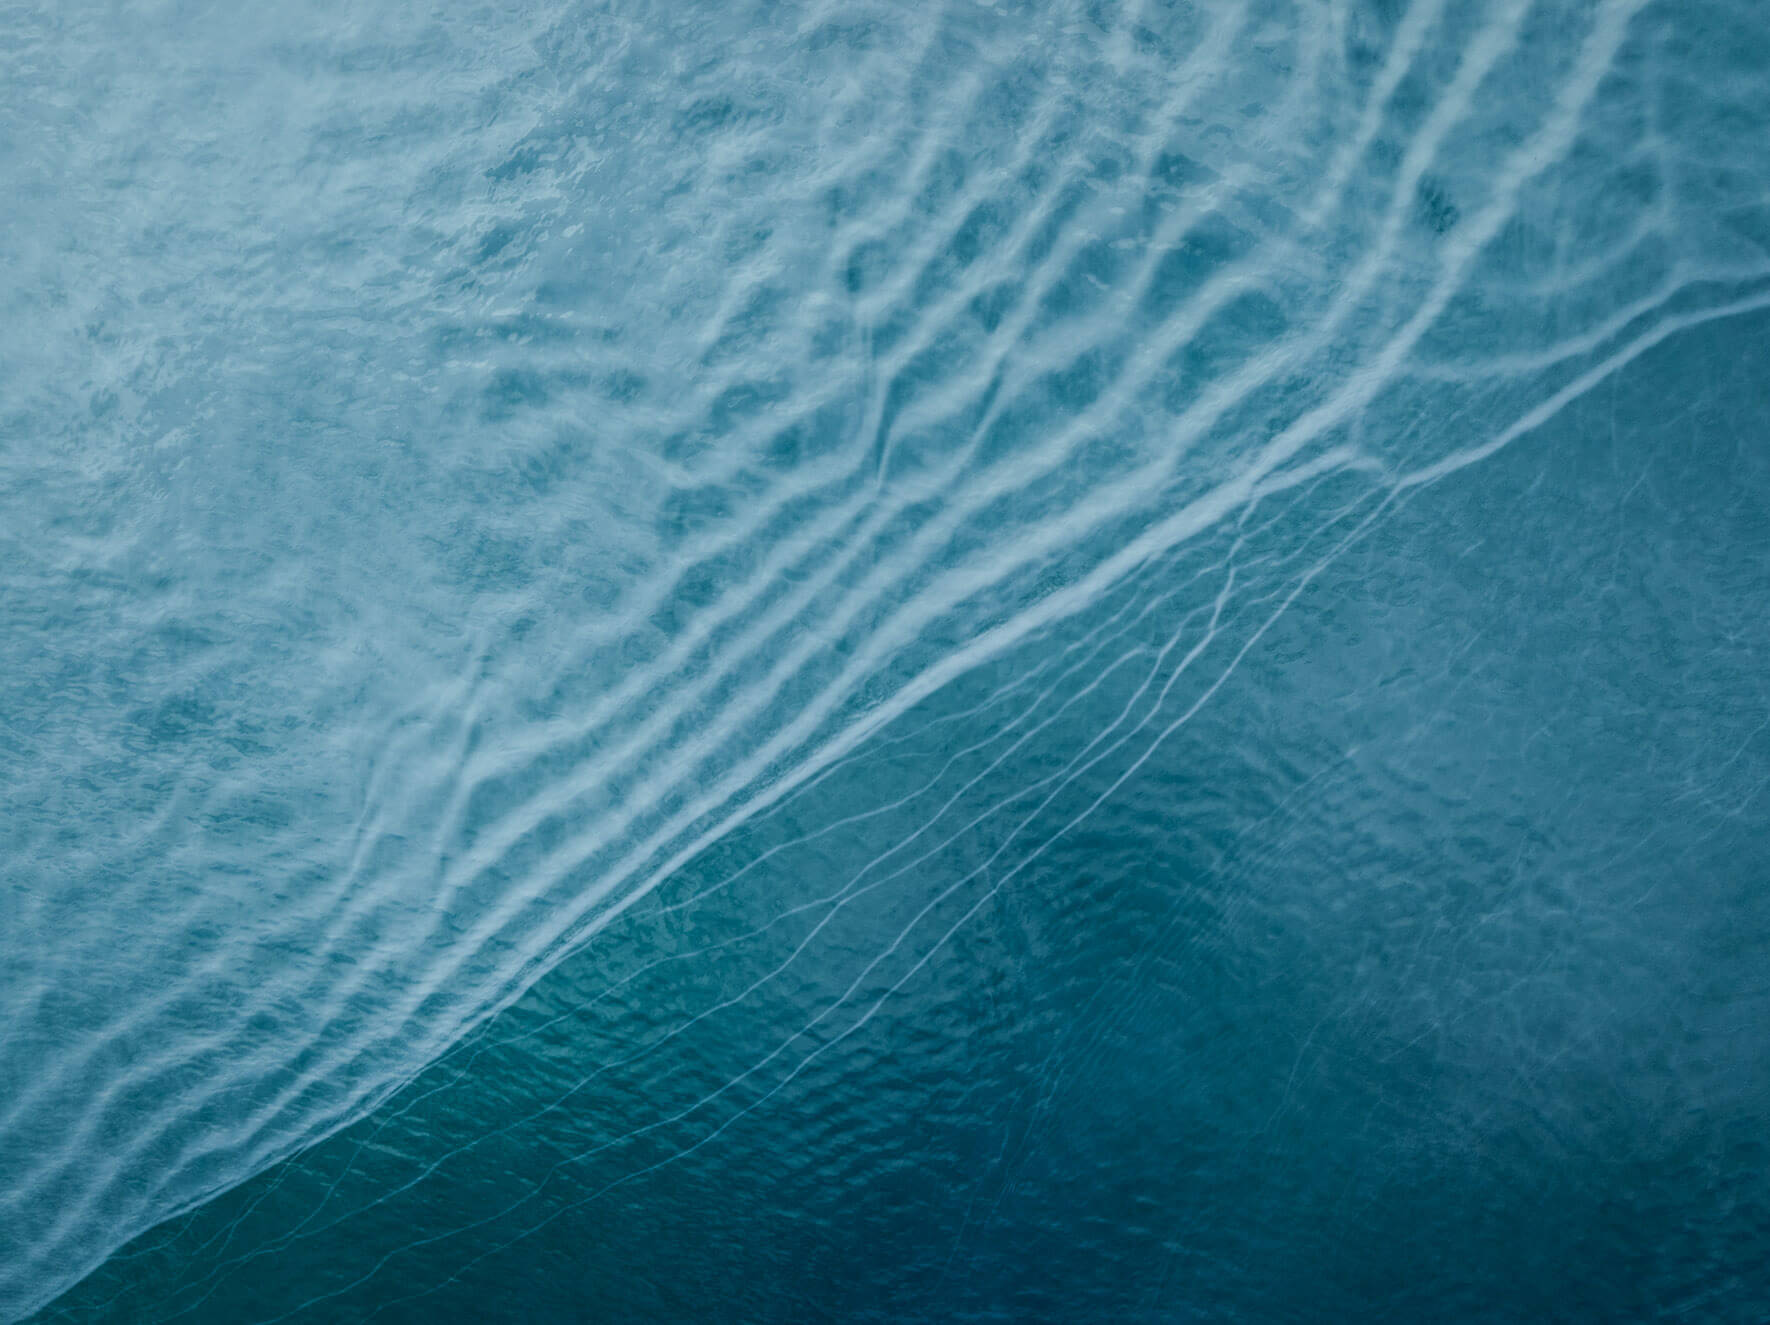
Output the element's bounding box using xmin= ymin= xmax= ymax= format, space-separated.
xmin=4 ymin=0 xmax=1770 ymax=1320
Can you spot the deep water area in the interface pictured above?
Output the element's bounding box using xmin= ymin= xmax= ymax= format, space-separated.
xmin=4 ymin=1 xmax=1769 ymax=1321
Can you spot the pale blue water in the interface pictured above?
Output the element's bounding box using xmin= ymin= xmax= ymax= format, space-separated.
xmin=4 ymin=1 xmax=1770 ymax=1320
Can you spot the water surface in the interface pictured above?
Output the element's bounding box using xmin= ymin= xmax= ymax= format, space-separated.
xmin=4 ymin=0 xmax=1769 ymax=1320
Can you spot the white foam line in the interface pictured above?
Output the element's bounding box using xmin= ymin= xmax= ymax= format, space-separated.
xmin=377 ymin=20 xmax=1316 ymax=948
xmin=1408 ymin=264 xmax=1770 ymax=383
xmin=422 ymin=0 xmax=1264 ymax=816
xmin=229 ymin=2 xmax=1329 ymax=1088
xmin=140 ymin=548 xmax=1187 ymax=1316
xmin=297 ymin=485 xmax=1398 ymax=1325
xmin=864 ymin=0 xmax=1277 ymax=452
xmin=1398 ymin=286 xmax=1770 ymax=491
xmin=11 ymin=5 xmax=1666 ymax=1314
xmin=406 ymin=0 xmax=1556 ymax=1010
xmin=224 ymin=632 xmax=1186 ymax=1324
xmin=220 ymin=6 xmax=1230 ymax=1036
xmin=1490 ymin=178 xmax=1668 ymax=299
xmin=1301 ymin=0 xmax=1450 ymax=230
xmin=885 ymin=10 xmax=1340 ymax=454
xmin=307 ymin=84 xmax=1753 ymax=1292
xmin=152 ymin=470 xmax=1369 ymax=1319
xmin=0 ymin=625 xmax=505 ymax=1145
xmin=162 ymin=461 xmax=1360 ymax=1309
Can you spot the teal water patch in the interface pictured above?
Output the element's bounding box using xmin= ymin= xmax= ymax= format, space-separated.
xmin=37 ymin=315 xmax=1770 ymax=1322
xmin=5 ymin=0 xmax=1770 ymax=1320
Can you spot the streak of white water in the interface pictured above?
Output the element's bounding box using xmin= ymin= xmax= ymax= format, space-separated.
xmin=4 ymin=0 xmax=1768 ymax=1318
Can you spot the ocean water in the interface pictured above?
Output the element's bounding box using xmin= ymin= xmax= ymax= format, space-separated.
xmin=4 ymin=0 xmax=1769 ymax=1320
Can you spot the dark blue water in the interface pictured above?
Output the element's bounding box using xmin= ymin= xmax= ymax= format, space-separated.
xmin=5 ymin=1 xmax=1769 ymax=1320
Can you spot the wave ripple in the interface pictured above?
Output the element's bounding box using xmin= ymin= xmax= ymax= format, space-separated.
xmin=4 ymin=0 xmax=1769 ymax=1319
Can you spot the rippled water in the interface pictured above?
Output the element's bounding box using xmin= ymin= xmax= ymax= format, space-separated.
xmin=5 ymin=0 xmax=1769 ymax=1320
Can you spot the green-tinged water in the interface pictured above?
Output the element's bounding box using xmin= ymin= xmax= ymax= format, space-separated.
xmin=5 ymin=1 xmax=1769 ymax=1320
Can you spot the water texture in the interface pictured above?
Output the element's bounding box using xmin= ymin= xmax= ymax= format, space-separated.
xmin=3 ymin=0 xmax=1768 ymax=1319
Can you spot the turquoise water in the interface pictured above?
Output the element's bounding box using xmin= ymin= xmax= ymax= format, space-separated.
xmin=4 ymin=0 xmax=1769 ymax=1320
